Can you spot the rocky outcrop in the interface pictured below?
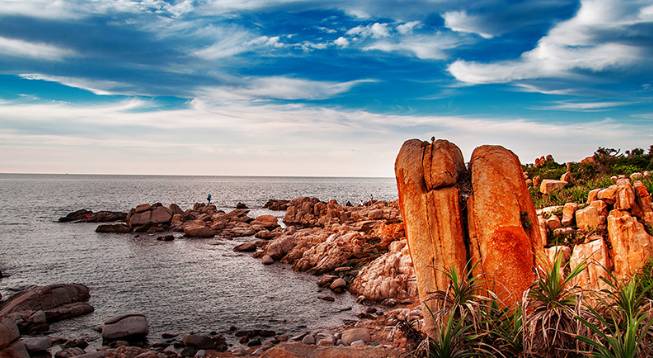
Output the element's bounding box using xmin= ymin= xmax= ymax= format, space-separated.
xmin=569 ymin=239 xmax=611 ymax=291
xmin=102 ymin=314 xmax=149 ymax=343
xmin=0 ymin=284 xmax=93 ymax=334
xmin=467 ymin=145 xmax=543 ymax=306
xmin=59 ymin=210 xmax=127 ymax=223
xmin=607 ymin=210 xmax=653 ymax=281
xmin=350 ymin=240 xmax=416 ymax=301
xmin=540 ymin=179 xmax=567 ymax=195
xmin=0 ymin=318 xmax=28 ymax=358
xmin=264 ymin=199 xmax=291 ymax=211
xmin=261 ymin=342 xmax=401 ymax=358
xmin=394 ymin=139 xmax=468 ymax=332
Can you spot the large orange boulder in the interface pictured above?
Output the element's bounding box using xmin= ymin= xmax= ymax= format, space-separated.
xmin=569 ymin=238 xmax=611 ymax=291
xmin=394 ymin=139 xmax=468 ymax=333
xmin=467 ymin=145 xmax=542 ymax=306
xmin=607 ymin=210 xmax=653 ymax=281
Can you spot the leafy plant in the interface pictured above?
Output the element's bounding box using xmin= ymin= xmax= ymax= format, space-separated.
xmin=523 ymin=256 xmax=588 ymax=356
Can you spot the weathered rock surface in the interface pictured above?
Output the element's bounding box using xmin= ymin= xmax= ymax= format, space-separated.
xmin=540 ymin=179 xmax=567 ymax=195
xmin=394 ymin=139 xmax=468 ymax=333
xmin=607 ymin=210 xmax=653 ymax=281
xmin=570 ymin=238 xmax=611 ymax=291
xmin=264 ymin=199 xmax=291 ymax=211
xmin=59 ymin=210 xmax=127 ymax=223
xmin=350 ymin=240 xmax=415 ymax=301
xmin=0 ymin=284 xmax=93 ymax=333
xmin=261 ymin=342 xmax=400 ymax=358
xmin=102 ymin=314 xmax=149 ymax=342
xmin=467 ymin=145 xmax=542 ymax=306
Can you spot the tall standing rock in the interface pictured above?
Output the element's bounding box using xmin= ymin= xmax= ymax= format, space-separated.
xmin=467 ymin=145 xmax=543 ymax=306
xmin=394 ymin=139 xmax=468 ymax=334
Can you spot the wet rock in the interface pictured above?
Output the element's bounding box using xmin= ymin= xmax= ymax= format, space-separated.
xmin=55 ymin=348 xmax=85 ymax=358
xmin=251 ymin=215 xmax=279 ymax=230
xmin=96 ymin=224 xmax=131 ymax=234
xmin=235 ymin=202 xmax=248 ymax=209
xmin=181 ymin=335 xmax=226 ymax=351
xmin=263 ymin=200 xmax=291 ymax=211
xmin=102 ymin=314 xmax=149 ymax=343
xmin=260 ymin=342 xmax=401 ymax=358
xmin=21 ymin=337 xmax=50 ymax=352
xmin=261 ymin=255 xmax=274 ymax=265
xmin=183 ymin=221 xmax=215 ymax=238
xmin=329 ymin=278 xmax=346 ymax=293
xmin=233 ymin=241 xmax=258 ymax=252
xmin=340 ymin=328 xmax=370 ymax=346
xmin=0 ymin=284 xmax=93 ymax=333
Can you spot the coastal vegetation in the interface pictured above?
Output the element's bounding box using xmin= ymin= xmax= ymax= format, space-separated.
xmin=414 ymin=259 xmax=653 ymax=357
xmin=526 ymin=146 xmax=653 ymax=208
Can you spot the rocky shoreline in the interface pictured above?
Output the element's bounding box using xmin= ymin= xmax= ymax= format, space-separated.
xmin=2 ymin=197 xmax=416 ymax=358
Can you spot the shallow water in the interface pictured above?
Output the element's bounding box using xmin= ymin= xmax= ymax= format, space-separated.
xmin=0 ymin=174 xmax=397 ymax=344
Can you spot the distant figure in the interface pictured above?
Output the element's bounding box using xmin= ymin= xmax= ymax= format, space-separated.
xmin=207 ymin=193 xmax=212 ymax=204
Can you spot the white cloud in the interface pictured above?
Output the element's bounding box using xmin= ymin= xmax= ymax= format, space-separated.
xmin=364 ymin=33 xmax=462 ymax=60
xmin=536 ymin=101 xmax=631 ymax=111
xmin=443 ymin=11 xmax=494 ymax=39
xmin=334 ymin=37 xmax=349 ymax=47
xmin=0 ymin=36 xmax=76 ymax=61
xmin=18 ymin=73 xmax=126 ymax=96
xmin=1 ymin=97 xmax=650 ymax=176
xmin=193 ymin=28 xmax=284 ymax=60
xmin=199 ymin=77 xmax=375 ymax=101
xmin=448 ymin=0 xmax=650 ymax=84
xmin=346 ymin=23 xmax=390 ymax=39
xmin=396 ymin=21 xmax=421 ymax=35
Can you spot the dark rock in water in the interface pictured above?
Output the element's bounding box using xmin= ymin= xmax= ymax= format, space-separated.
xmin=58 ymin=210 xmax=93 ymax=223
xmin=55 ymin=347 xmax=85 ymax=358
xmin=233 ymin=241 xmax=257 ymax=252
xmin=102 ymin=314 xmax=149 ymax=343
xmin=181 ymin=334 xmax=226 ymax=351
xmin=0 ymin=284 xmax=93 ymax=334
xmin=59 ymin=210 xmax=127 ymax=223
xmin=263 ymin=199 xmax=290 ymax=211
xmin=95 ymin=224 xmax=131 ymax=234
xmin=235 ymin=202 xmax=248 ymax=209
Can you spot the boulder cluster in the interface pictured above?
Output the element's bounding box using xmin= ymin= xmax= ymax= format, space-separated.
xmin=394 ymin=139 xmax=543 ymax=333
xmin=539 ymin=175 xmax=653 ymax=290
xmin=91 ymin=203 xmax=283 ymax=240
xmin=250 ymin=197 xmax=415 ymax=303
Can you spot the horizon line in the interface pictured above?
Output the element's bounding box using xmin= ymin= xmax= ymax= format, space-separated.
xmin=0 ymin=172 xmax=396 ymax=179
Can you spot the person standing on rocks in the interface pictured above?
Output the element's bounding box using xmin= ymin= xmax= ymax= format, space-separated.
xmin=207 ymin=193 xmax=212 ymax=204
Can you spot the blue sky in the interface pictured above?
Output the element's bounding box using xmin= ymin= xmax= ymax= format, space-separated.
xmin=0 ymin=0 xmax=652 ymax=176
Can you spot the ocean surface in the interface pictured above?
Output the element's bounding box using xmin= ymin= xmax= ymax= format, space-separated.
xmin=0 ymin=174 xmax=397 ymax=345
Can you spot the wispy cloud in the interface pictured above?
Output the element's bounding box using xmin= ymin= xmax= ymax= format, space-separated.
xmin=534 ymin=100 xmax=632 ymax=112
xmin=18 ymin=73 xmax=125 ymax=96
xmin=0 ymin=36 xmax=76 ymax=61
xmin=443 ymin=11 xmax=494 ymax=39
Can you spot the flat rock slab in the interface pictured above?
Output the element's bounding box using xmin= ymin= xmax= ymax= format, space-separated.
xmin=261 ymin=342 xmax=400 ymax=358
xmin=102 ymin=314 xmax=149 ymax=341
